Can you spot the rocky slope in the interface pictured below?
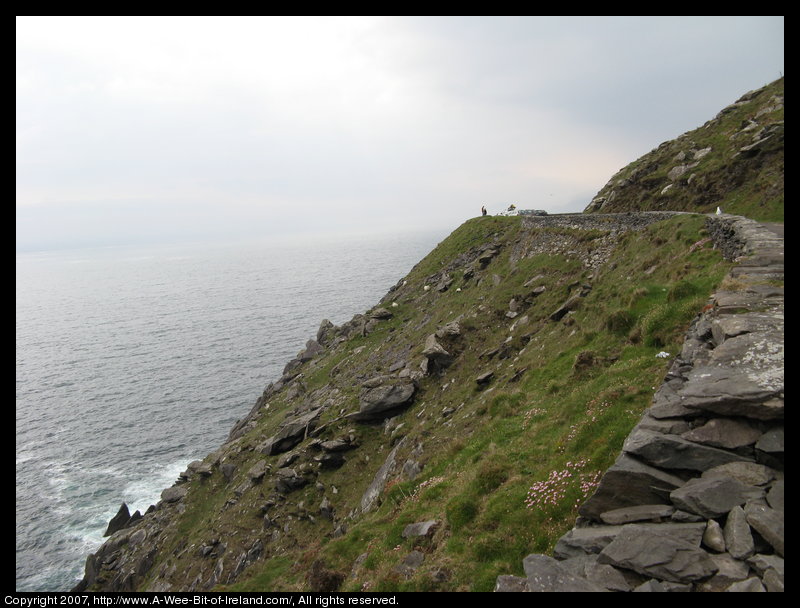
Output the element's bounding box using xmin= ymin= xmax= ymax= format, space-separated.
xmin=73 ymin=81 xmax=784 ymax=593
xmin=584 ymin=78 xmax=783 ymax=222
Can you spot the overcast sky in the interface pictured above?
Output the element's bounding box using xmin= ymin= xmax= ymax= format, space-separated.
xmin=16 ymin=16 xmax=784 ymax=252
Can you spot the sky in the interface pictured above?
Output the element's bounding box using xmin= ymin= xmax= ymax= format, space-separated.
xmin=16 ymin=16 xmax=784 ymax=252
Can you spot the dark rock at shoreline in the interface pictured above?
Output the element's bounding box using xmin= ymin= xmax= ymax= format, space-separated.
xmin=104 ymin=503 xmax=131 ymax=537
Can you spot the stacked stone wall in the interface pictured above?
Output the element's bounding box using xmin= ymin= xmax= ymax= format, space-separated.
xmin=497 ymin=214 xmax=784 ymax=592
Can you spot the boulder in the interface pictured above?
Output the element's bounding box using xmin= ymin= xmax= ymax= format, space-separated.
xmin=319 ymin=496 xmax=334 ymax=521
xmin=316 ymin=319 xmax=337 ymax=347
xmin=475 ymin=370 xmax=494 ymax=386
xmin=129 ymin=528 xmax=148 ymax=547
xmin=477 ymin=249 xmax=498 ymax=267
xmin=274 ymin=468 xmax=309 ymax=495
xmin=558 ymin=554 xmax=632 ymax=592
xmin=555 ymin=522 xmax=706 ymax=560
xmin=679 ymin=367 xmax=783 ymax=420
xmin=186 ymin=461 xmax=213 ymax=477
xmin=247 ymin=460 xmax=269 ymax=482
xmin=680 ymin=417 xmax=762 ymax=449
xmin=554 ymin=525 xmax=627 ymax=559
xmin=435 ymin=275 xmax=454 ymax=292
xmin=351 ymin=381 xmax=416 ymax=421
xmin=746 ymin=554 xmax=784 ymax=580
xmin=422 ymin=334 xmax=453 ymax=369
xmin=434 ymin=321 xmax=461 ymax=338
xmin=220 ymin=463 xmax=237 ymax=483
xmin=314 ymin=452 xmax=346 ymax=470
xmin=724 ymin=578 xmax=765 ymax=592
xmin=549 ymin=295 xmax=582 ymax=322
xmin=259 ymin=409 xmax=322 ymax=455
xmin=723 ymin=506 xmax=755 ymax=560
xmin=700 ymin=461 xmax=776 ymax=487
xmin=104 ymin=503 xmax=131 ymax=537
xmin=702 ymin=519 xmax=726 ymax=553
xmin=755 ymin=426 xmax=784 ymax=454
xmin=597 ymin=525 xmax=718 ymax=583
xmin=161 ymin=486 xmax=188 ymax=503
xmin=360 ymin=438 xmax=406 ymax=513
xmin=766 ymin=479 xmax=784 ymax=511
xmin=744 ymin=502 xmax=784 ymax=556
xmin=599 ymin=504 xmax=675 ymax=525
xmin=522 ymin=554 xmax=607 ymax=592
xmin=319 ymin=439 xmax=355 ymax=452
xmin=669 ymin=476 xmax=764 ymax=519
xmin=369 ymin=308 xmax=393 ymax=320
xmin=578 ymin=454 xmax=685 ymax=521
xmin=623 ymin=427 xmax=753 ymax=472
xmin=696 ymin=553 xmax=750 ymax=591
xmin=494 ymin=575 xmax=530 ymax=592
xmin=402 ymin=520 xmax=439 ymax=538
xmin=394 ymin=551 xmax=425 ymax=578
xmin=298 ymin=339 xmax=325 ymax=363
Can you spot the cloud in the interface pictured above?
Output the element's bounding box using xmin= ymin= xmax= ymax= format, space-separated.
xmin=16 ymin=16 xmax=784 ymax=251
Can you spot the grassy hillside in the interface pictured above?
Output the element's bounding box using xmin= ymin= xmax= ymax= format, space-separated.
xmin=81 ymin=77 xmax=785 ymax=593
xmin=584 ymin=77 xmax=783 ymax=222
xmin=105 ymin=213 xmax=732 ymax=592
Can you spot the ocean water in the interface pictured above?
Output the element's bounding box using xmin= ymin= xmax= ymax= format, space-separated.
xmin=15 ymin=229 xmax=446 ymax=592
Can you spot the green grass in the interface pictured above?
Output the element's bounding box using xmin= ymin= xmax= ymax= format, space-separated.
xmin=126 ymin=212 xmax=734 ymax=593
xmin=585 ymin=77 xmax=783 ymax=222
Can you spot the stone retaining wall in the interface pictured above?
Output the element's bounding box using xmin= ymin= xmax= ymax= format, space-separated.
xmin=521 ymin=210 xmax=688 ymax=232
xmin=497 ymin=214 xmax=784 ymax=592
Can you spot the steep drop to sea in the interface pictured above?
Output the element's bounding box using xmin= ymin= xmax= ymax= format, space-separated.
xmin=16 ymin=230 xmax=447 ymax=592
xmin=73 ymin=78 xmax=783 ymax=593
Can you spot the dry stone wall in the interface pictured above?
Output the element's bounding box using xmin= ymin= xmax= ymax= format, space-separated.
xmin=497 ymin=214 xmax=784 ymax=592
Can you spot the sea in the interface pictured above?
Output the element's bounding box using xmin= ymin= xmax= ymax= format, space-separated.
xmin=15 ymin=228 xmax=446 ymax=592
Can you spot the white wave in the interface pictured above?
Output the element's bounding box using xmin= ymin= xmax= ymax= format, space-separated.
xmin=121 ymin=458 xmax=197 ymax=514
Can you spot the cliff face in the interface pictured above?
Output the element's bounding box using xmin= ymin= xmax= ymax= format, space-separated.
xmin=584 ymin=78 xmax=783 ymax=222
xmin=74 ymin=82 xmax=783 ymax=593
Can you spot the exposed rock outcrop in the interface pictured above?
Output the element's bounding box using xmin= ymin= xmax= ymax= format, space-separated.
xmin=583 ymin=78 xmax=783 ymax=220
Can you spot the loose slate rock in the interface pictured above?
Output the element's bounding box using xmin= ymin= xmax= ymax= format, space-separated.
xmin=554 ymin=522 xmax=704 ymax=559
xmin=600 ymin=504 xmax=675 ymax=525
xmin=352 ymin=381 xmax=416 ymax=421
xmin=260 ymin=409 xmax=322 ymax=455
xmin=494 ymin=575 xmax=531 ymax=592
xmin=475 ymin=370 xmax=494 ymax=385
xmin=723 ymin=506 xmax=755 ymax=560
xmin=104 ymin=503 xmax=131 ymax=537
xmin=422 ymin=334 xmax=453 ymax=369
xmin=559 ymin=554 xmax=632 ymax=592
xmin=247 ymin=460 xmax=269 ymax=482
xmin=161 ymin=486 xmax=188 ymax=503
xmin=670 ymin=476 xmax=764 ymax=519
xmin=402 ymin=520 xmax=439 ymax=538
xmin=578 ymin=454 xmax=687 ymax=521
xmin=744 ymin=502 xmax=784 ymax=556
xmin=679 ymin=367 xmax=783 ymax=420
xmin=369 ymin=308 xmax=393 ymax=320
xmin=755 ymin=426 xmax=784 ymax=454
xmin=681 ymin=418 xmax=762 ymax=449
xmin=702 ymin=520 xmax=726 ymax=553
xmin=522 ymin=554 xmax=607 ymax=592
xmin=700 ymin=461 xmax=776 ymax=487
xmin=623 ymin=427 xmax=753 ymax=472
xmin=597 ymin=525 xmax=718 ymax=583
